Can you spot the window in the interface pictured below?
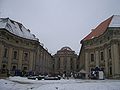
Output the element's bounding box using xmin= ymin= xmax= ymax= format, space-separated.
xmin=2 ymin=64 xmax=6 ymax=68
xmin=4 ymin=48 xmax=8 ymax=57
xmin=12 ymin=66 xmax=16 ymax=71
xmin=91 ymin=54 xmax=94 ymax=62
xmin=24 ymin=52 xmax=29 ymax=61
xmin=70 ymin=58 xmax=73 ymax=70
xmin=13 ymin=51 xmax=17 ymax=59
xmin=23 ymin=67 xmax=27 ymax=70
xmin=108 ymin=49 xmax=111 ymax=59
xmin=1 ymin=65 xmax=6 ymax=73
xmin=58 ymin=58 xmax=60 ymax=69
xmin=64 ymin=58 xmax=67 ymax=69
xmin=100 ymin=52 xmax=104 ymax=61
xmin=16 ymin=41 xmax=19 ymax=43
xmin=109 ymin=67 xmax=112 ymax=75
xmin=100 ymin=40 xmax=102 ymax=44
xmin=76 ymin=65 xmax=79 ymax=69
xmin=7 ymin=37 xmax=9 ymax=40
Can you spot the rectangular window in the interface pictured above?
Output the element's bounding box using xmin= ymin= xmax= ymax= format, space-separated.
xmin=91 ymin=54 xmax=94 ymax=62
xmin=64 ymin=58 xmax=67 ymax=69
xmin=24 ymin=52 xmax=29 ymax=61
xmin=100 ymin=52 xmax=104 ymax=61
xmin=13 ymin=51 xmax=17 ymax=59
xmin=108 ymin=49 xmax=111 ymax=59
xmin=76 ymin=65 xmax=79 ymax=69
xmin=4 ymin=48 xmax=8 ymax=57
xmin=109 ymin=67 xmax=112 ymax=75
xmin=70 ymin=58 xmax=73 ymax=70
xmin=58 ymin=58 xmax=60 ymax=69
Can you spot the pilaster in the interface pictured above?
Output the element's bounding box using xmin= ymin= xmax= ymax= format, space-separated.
xmin=60 ymin=57 xmax=64 ymax=72
xmin=85 ymin=52 xmax=89 ymax=78
xmin=95 ymin=51 xmax=99 ymax=67
xmin=112 ymin=44 xmax=119 ymax=78
xmin=18 ymin=49 xmax=23 ymax=70
xmin=29 ymin=51 xmax=34 ymax=71
xmin=104 ymin=48 xmax=109 ymax=77
xmin=0 ymin=44 xmax=4 ymax=69
xmin=7 ymin=47 xmax=13 ymax=70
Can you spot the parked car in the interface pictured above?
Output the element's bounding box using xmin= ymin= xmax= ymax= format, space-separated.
xmin=37 ymin=75 xmax=45 ymax=80
xmin=44 ymin=76 xmax=61 ymax=80
xmin=27 ymin=76 xmax=37 ymax=80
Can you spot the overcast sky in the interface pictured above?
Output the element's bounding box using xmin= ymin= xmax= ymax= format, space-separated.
xmin=0 ymin=0 xmax=120 ymax=54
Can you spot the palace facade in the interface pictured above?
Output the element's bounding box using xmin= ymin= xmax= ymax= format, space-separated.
xmin=53 ymin=47 xmax=78 ymax=76
xmin=78 ymin=15 xmax=120 ymax=79
xmin=0 ymin=18 xmax=53 ymax=76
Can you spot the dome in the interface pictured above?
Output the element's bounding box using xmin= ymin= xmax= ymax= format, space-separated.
xmin=60 ymin=46 xmax=72 ymax=51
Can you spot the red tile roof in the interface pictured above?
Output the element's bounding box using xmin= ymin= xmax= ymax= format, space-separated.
xmin=82 ymin=16 xmax=113 ymax=42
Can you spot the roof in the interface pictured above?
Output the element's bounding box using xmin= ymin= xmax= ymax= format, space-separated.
xmin=82 ymin=15 xmax=120 ymax=42
xmin=0 ymin=18 xmax=38 ymax=41
xmin=60 ymin=46 xmax=72 ymax=51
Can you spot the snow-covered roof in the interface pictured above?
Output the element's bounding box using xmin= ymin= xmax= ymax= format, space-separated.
xmin=109 ymin=15 xmax=120 ymax=27
xmin=0 ymin=18 xmax=39 ymax=41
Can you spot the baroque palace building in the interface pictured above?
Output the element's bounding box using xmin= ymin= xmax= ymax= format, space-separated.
xmin=53 ymin=46 xmax=78 ymax=76
xmin=78 ymin=15 xmax=120 ymax=79
xmin=0 ymin=18 xmax=53 ymax=76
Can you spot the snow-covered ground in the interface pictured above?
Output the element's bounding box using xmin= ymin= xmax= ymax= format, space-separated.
xmin=0 ymin=76 xmax=120 ymax=90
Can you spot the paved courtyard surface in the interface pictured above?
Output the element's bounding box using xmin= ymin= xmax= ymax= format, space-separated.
xmin=0 ymin=76 xmax=120 ymax=90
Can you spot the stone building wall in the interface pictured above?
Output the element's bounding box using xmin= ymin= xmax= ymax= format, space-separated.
xmin=0 ymin=18 xmax=53 ymax=76
xmin=79 ymin=28 xmax=120 ymax=79
xmin=53 ymin=47 xmax=78 ymax=76
xmin=78 ymin=15 xmax=120 ymax=79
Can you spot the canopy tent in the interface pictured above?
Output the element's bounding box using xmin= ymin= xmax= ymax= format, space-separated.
xmin=78 ymin=69 xmax=88 ymax=74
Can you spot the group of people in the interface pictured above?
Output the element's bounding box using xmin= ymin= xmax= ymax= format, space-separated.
xmin=89 ymin=67 xmax=104 ymax=79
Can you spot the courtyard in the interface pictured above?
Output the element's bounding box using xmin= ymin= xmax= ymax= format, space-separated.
xmin=0 ymin=76 xmax=120 ymax=90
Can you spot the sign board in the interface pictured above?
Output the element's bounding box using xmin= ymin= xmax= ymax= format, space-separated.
xmin=99 ymin=71 xmax=104 ymax=80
